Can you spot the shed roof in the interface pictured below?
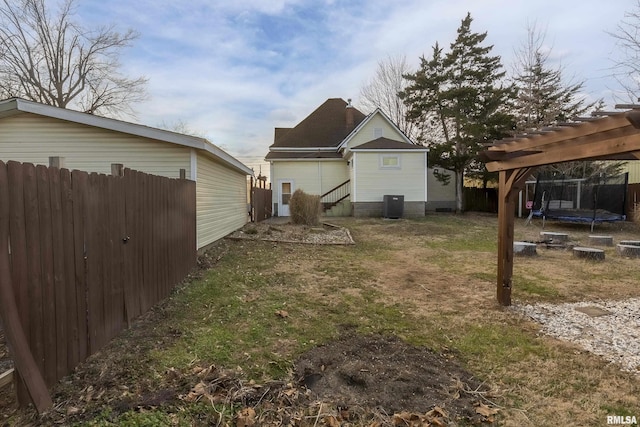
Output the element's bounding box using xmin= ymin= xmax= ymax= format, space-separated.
xmin=0 ymin=98 xmax=253 ymax=176
xmin=350 ymin=137 xmax=427 ymax=151
xmin=265 ymin=150 xmax=343 ymax=160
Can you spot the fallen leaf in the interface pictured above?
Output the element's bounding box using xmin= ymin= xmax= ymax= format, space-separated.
xmin=475 ymin=403 xmax=499 ymax=417
xmin=393 ymin=411 xmax=422 ymax=426
xmin=428 ymin=406 xmax=448 ymax=418
xmin=275 ymin=309 xmax=289 ymax=318
xmin=66 ymin=406 xmax=80 ymax=416
xmin=323 ymin=415 xmax=340 ymax=427
xmin=236 ymin=407 xmax=256 ymax=427
xmin=339 ymin=407 xmax=351 ymax=421
xmin=283 ymin=387 xmax=297 ymax=397
xmin=182 ymin=381 xmax=209 ymax=402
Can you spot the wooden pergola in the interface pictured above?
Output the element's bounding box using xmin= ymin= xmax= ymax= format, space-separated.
xmin=481 ymin=108 xmax=640 ymax=306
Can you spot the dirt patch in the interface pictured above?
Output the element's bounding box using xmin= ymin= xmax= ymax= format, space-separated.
xmin=294 ymin=332 xmax=493 ymax=423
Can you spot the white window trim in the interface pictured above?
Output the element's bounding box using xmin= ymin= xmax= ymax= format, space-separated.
xmin=379 ymin=154 xmax=401 ymax=169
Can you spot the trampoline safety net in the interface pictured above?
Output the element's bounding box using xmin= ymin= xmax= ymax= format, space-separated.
xmin=529 ymin=172 xmax=628 ymax=224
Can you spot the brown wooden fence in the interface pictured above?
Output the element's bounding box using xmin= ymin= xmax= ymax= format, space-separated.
xmin=250 ymin=177 xmax=272 ymax=222
xmin=463 ymin=187 xmax=498 ymax=213
xmin=0 ymin=161 xmax=197 ymax=411
xmin=627 ymin=183 xmax=640 ymax=221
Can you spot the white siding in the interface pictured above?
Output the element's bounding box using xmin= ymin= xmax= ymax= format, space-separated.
xmin=427 ymin=168 xmax=456 ymax=202
xmin=0 ymin=113 xmax=190 ymax=178
xmin=622 ymin=160 xmax=640 ymax=183
xmin=270 ymin=160 xmax=348 ymax=203
xmin=353 ymin=152 xmax=426 ymax=202
xmin=196 ymin=153 xmax=248 ymax=248
xmin=344 ymin=114 xmax=405 ymax=151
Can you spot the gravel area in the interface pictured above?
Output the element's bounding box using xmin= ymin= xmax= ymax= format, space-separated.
xmin=511 ymin=298 xmax=640 ymax=375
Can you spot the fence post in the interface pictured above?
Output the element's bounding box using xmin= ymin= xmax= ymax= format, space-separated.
xmin=179 ymin=169 xmax=186 ymax=180
xmin=49 ymin=157 xmax=64 ymax=168
xmin=111 ymin=163 xmax=124 ymax=177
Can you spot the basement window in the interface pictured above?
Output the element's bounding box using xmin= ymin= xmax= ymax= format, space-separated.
xmin=380 ymin=154 xmax=400 ymax=169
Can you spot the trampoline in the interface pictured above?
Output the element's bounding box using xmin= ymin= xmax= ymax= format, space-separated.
xmin=526 ymin=172 xmax=628 ymax=231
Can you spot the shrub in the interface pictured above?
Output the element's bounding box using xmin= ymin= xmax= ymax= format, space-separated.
xmin=289 ymin=189 xmax=321 ymax=225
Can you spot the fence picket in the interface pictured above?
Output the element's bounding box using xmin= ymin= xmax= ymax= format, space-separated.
xmin=60 ymin=168 xmax=78 ymax=372
xmin=71 ymin=170 xmax=88 ymax=362
xmin=23 ymin=164 xmax=45 ymax=379
xmin=35 ymin=165 xmax=57 ymax=387
xmin=48 ymin=166 xmax=68 ymax=382
xmin=0 ymin=161 xmax=53 ymax=412
xmin=7 ymin=161 xmax=29 ymax=403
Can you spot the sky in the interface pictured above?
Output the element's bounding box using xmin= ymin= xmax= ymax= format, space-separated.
xmin=74 ymin=0 xmax=636 ymax=177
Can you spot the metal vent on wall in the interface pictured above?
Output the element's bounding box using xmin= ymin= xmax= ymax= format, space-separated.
xmin=383 ymin=195 xmax=404 ymax=219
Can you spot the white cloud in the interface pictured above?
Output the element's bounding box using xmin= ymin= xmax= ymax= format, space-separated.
xmin=74 ymin=0 xmax=633 ymax=164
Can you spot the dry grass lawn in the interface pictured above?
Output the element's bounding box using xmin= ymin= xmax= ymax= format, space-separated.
xmin=5 ymin=213 xmax=639 ymax=426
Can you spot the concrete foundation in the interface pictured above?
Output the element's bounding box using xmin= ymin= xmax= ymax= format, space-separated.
xmin=352 ymin=201 xmax=426 ymax=218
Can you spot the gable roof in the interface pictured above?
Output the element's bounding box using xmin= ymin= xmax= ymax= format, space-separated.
xmin=269 ymin=98 xmax=366 ymax=149
xmin=350 ymin=137 xmax=427 ymax=151
xmin=0 ymin=98 xmax=253 ymax=175
xmin=339 ymin=108 xmax=414 ymax=149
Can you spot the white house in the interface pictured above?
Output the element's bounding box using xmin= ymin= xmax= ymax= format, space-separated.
xmin=266 ymin=98 xmax=455 ymax=217
xmin=0 ymin=98 xmax=253 ymax=250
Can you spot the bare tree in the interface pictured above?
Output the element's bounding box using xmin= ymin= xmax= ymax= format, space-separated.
xmin=358 ymin=55 xmax=422 ymax=142
xmin=609 ymin=1 xmax=640 ymax=102
xmin=0 ymin=0 xmax=147 ymax=118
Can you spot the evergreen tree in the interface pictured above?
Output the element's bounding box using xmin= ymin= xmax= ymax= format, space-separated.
xmin=402 ymin=13 xmax=515 ymax=211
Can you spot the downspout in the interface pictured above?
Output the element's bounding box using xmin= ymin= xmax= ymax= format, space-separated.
xmin=190 ymin=149 xmax=198 ymax=249
xmin=352 ymin=153 xmax=357 ymax=203
xmin=190 ymin=149 xmax=197 ymax=181
xmin=424 ymin=152 xmax=428 ymax=205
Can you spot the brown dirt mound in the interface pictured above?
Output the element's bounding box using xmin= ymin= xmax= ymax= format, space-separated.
xmin=294 ymin=332 xmax=493 ymax=423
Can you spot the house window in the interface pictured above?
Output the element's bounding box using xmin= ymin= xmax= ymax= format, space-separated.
xmin=380 ymin=154 xmax=400 ymax=169
xmin=374 ymin=128 xmax=383 ymax=138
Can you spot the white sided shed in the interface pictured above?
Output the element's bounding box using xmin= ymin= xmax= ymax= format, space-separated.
xmin=0 ymin=98 xmax=253 ymax=250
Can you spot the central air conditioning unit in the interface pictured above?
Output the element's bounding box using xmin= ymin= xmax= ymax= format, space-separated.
xmin=383 ymin=195 xmax=404 ymax=219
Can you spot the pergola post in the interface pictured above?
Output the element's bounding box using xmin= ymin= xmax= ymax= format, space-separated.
xmin=497 ymin=168 xmax=533 ymax=306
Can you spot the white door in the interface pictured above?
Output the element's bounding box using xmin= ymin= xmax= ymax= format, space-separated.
xmin=279 ymin=180 xmax=293 ymax=216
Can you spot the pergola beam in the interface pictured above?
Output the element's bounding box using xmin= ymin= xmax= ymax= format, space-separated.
xmin=486 ymin=113 xmax=634 ymax=154
xmin=486 ymin=126 xmax=640 ymax=172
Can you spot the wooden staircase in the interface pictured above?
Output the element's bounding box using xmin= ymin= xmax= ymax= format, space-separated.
xmin=321 ymin=179 xmax=350 ymax=211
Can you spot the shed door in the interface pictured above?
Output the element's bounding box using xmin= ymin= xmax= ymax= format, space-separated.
xmin=279 ymin=180 xmax=293 ymax=216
